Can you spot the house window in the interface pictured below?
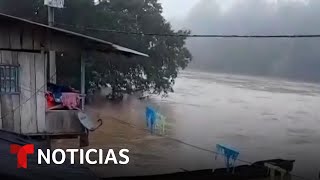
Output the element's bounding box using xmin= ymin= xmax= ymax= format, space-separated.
xmin=0 ymin=65 xmax=19 ymax=94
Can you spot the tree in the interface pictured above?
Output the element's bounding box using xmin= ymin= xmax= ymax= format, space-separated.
xmin=85 ymin=0 xmax=192 ymax=96
xmin=0 ymin=0 xmax=192 ymax=98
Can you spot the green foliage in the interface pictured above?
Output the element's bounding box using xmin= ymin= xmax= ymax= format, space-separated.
xmin=0 ymin=0 xmax=192 ymax=97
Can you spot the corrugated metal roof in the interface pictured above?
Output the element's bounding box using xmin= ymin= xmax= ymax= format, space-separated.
xmin=0 ymin=13 xmax=149 ymax=57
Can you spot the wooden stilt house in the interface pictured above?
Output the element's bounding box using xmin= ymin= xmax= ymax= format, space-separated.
xmin=0 ymin=13 xmax=148 ymax=142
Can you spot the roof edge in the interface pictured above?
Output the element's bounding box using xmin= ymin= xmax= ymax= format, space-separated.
xmin=0 ymin=13 xmax=149 ymax=57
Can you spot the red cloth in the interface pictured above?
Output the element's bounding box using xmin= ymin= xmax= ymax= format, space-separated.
xmin=61 ymin=92 xmax=81 ymax=110
xmin=45 ymin=92 xmax=56 ymax=108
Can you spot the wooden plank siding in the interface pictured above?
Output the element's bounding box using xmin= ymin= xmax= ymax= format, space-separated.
xmin=19 ymin=52 xmax=34 ymax=134
xmin=0 ymin=24 xmax=10 ymax=49
xmin=30 ymin=53 xmax=38 ymax=133
xmin=33 ymin=28 xmax=43 ymax=50
xmin=19 ymin=52 xmax=47 ymax=134
xmin=0 ymin=22 xmax=75 ymax=51
xmin=35 ymin=51 xmax=46 ymax=133
xmin=1 ymin=51 xmax=15 ymax=131
xmin=9 ymin=26 xmax=22 ymax=49
xmin=0 ymin=16 xmax=93 ymax=136
xmin=0 ymin=22 xmax=82 ymax=53
xmin=0 ymin=51 xmax=47 ymax=134
xmin=11 ymin=51 xmax=21 ymax=133
xmin=22 ymin=25 xmax=34 ymax=50
xmin=0 ymin=50 xmax=47 ymax=134
xmin=0 ymin=22 xmax=48 ymax=134
xmin=46 ymin=110 xmax=85 ymax=134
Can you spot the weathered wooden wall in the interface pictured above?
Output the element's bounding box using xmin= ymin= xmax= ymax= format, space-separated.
xmin=46 ymin=110 xmax=85 ymax=135
xmin=0 ymin=22 xmax=42 ymax=51
xmin=0 ymin=19 xmax=82 ymax=53
xmin=0 ymin=21 xmax=86 ymax=135
xmin=0 ymin=50 xmax=46 ymax=134
xmin=0 ymin=17 xmax=50 ymax=135
xmin=0 ymin=19 xmax=49 ymax=134
xmin=0 ymin=16 xmax=92 ymax=136
xmin=0 ymin=51 xmax=16 ymax=132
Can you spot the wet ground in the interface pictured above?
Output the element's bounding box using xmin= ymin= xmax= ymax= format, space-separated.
xmin=54 ymin=70 xmax=320 ymax=180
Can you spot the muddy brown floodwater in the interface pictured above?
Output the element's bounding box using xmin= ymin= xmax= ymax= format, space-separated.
xmin=54 ymin=70 xmax=320 ymax=180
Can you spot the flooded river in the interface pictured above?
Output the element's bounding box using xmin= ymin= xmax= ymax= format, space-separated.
xmin=56 ymin=70 xmax=320 ymax=179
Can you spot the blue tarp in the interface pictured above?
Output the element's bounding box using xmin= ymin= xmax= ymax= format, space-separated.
xmin=145 ymin=106 xmax=157 ymax=133
xmin=216 ymin=144 xmax=240 ymax=172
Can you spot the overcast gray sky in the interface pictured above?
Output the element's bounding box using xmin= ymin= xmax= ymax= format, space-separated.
xmin=160 ymin=0 xmax=320 ymax=82
xmin=159 ymin=0 xmax=241 ymax=20
xmin=159 ymin=0 xmax=307 ymax=22
xmin=159 ymin=0 xmax=200 ymax=19
xmin=159 ymin=0 xmax=247 ymax=29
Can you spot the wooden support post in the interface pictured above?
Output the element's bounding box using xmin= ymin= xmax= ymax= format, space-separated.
xmin=79 ymin=132 xmax=89 ymax=148
xmin=44 ymin=50 xmax=48 ymax=92
xmin=36 ymin=49 xmax=46 ymax=133
xmin=49 ymin=51 xmax=56 ymax=83
xmin=48 ymin=6 xmax=54 ymax=27
xmin=80 ymin=52 xmax=86 ymax=111
xmin=48 ymin=5 xmax=56 ymax=83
